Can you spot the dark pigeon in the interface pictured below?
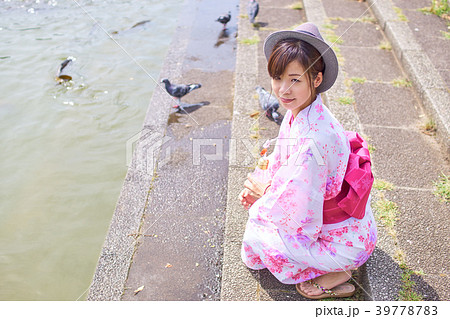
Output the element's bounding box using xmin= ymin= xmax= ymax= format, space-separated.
xmin=255 ymin=86 xmax=283 ymax=124
xmin=161 ymin=78 xmax=202 ymax=107
xmin=56 ymin=57 xmax=74 ymax=82
xmin=216 ymin=11 xmax=231 ymax=29
xmin=248 ymin=0 xmax=259 ymax=24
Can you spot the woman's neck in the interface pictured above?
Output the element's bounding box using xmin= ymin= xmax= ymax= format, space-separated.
xmin=291 ymin=94 xmax=318 ymax=118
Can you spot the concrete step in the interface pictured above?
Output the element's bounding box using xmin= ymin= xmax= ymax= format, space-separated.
xmin=221 ymin=0 xmax=449 ymax=301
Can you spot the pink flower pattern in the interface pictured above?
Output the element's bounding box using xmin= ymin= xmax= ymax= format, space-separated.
xmin=241 ymin=95 xmax=377 ymax=284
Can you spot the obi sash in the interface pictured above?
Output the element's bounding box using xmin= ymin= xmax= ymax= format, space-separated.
xmin=323 ymin=131 xmax=373 ymax=224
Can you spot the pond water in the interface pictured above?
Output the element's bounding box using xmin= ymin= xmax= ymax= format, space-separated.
xmin=0 ymin=0 xmax=182 ymax=300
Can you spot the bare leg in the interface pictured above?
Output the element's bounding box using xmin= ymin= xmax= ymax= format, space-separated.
xmin=299 ymin=271 xmax=352 ymax=296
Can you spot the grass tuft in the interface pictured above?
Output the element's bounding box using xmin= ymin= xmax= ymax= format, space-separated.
xmin=433 ymin=173 xmax=450 ymax=202
xmin=322 ymin=22 xmax=337 ymax=30
xmin=441 ymin=30 xmax=450 ymax=39
xmin=373 ymin=195 xmax=399 ymax=236
xmin=379 ymin=40 xmax=392 ymax=51
xmin=324 ymin=32 xmax=343 ymax=45
xmin=290 ymin=2 xmax=303 ymax=10
xmin=239 ymin=35 xmax=260 ymax=45
xmin=420 ymin=118 xmax=437 ymax=136
xmin=337 ymin=96 xmax=355 ymax=105
xmin=351 ymin=77 xmax=366 ymax=84
xmin=419 ymin=0 xmax=450 ymax=20
xmin=398 ymin=263 xmax=424 ymax=301
xmin=394 ymin=6 xmax=409 ymax=21
xmin=373 ymin=179 xmax=395 ymax=191
xmin=391 ymin=78 xmax=412 ymax=88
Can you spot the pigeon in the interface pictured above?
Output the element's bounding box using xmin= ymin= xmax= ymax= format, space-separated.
xmin=161 ymin=78 xmax=202 ymax=107
xmin=248 ymin=0 xmax=259 ymax=24
xmin=216 ymin=11 xmax=231 ymax=30
xmin=56 ymin=57 xmax=74 ymax=82
xmin=255 ymin=86 xmax=283 ymax=124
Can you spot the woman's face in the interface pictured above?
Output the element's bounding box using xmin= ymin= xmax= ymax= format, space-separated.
xmin=271 ymin=60 xmax=321 ymax=118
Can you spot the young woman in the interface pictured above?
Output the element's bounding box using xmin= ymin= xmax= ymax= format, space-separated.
xmin=239 ymin=23 xmax=377 ymax=299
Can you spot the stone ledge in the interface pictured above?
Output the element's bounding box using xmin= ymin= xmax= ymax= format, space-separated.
xmin=367 ymin=0 xmax=450 ymax=154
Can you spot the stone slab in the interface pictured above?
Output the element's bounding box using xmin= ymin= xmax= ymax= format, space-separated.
xmin=340 ymin=46 xmax=403 ymax=82
xmin=334 ymin=20 xmax=384 ymax=48
xmin=353 ymin=82 xmax=420 ymax=128
xmin=387 ymin=188 xmax=450 ymax=275
xmin=368 ymin=0 xmax=450 ymax=158
xmin=363 ymin=126 xmax=447 ymax=189
xmin=322 ymin=0 xmax=372 ymax=19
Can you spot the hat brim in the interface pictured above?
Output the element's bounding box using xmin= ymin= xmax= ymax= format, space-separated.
xmin=263 ymin=30 xmax=339 ymax=93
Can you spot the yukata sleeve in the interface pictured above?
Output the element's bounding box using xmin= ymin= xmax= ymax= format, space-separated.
xmin=261 ymin=138 xmax=328 ymax=246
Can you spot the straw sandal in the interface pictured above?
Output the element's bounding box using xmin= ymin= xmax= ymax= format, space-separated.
xmin=296 ymin=280 xmax=355 ymax=300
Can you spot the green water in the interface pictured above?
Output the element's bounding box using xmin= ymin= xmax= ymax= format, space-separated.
xmin=0 ymin=0 xmax=182 ymax=300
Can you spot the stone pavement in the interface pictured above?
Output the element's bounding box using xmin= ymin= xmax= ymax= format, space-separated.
xmin=221 ymin=0 xmax=449 ymax=301
xmin=88 ymin=0 xmax=240 ymax=300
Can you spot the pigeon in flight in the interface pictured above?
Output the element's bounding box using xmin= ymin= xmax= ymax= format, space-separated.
xmin=248 ymin=0 xmax=259 ymax=24
xmin=216 ymin=11 xmax=231 ymax=30
xmin=161 ymin=78 xmax=202 ymax=107
xmin=255 ymin=86 xmax=283 ymax=124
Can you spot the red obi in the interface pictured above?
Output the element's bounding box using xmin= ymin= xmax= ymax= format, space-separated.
xmin=323 ymin=131 xmax=373 ymax=224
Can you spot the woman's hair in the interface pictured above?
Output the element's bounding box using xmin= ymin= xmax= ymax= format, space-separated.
xmin=268 ymin=38 xmax=325 ymax=105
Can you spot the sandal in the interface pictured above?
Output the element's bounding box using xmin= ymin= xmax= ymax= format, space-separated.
xmin=296 ymin=280 xmax=355 ymax=300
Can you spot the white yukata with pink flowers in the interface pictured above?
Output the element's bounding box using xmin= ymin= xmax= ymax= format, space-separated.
xmin=241 ymin=95 xmax=377 ymax=284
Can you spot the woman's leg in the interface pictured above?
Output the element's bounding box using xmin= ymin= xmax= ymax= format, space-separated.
xmin=298 ymin=271 xmax=352 ymax=296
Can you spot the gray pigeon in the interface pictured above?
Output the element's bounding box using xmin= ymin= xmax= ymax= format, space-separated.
xmin=216 ymin=11 xmax=231 ymax=29
xmin=56 ymin=57 xmax=73 ymax=82
xmin=248 ymin=0 xmax=259 ymax=24
xmin=162 ymin=78 xmax=201 ymax=107
xmin=255 ymin=86 xmax=283 ymax=124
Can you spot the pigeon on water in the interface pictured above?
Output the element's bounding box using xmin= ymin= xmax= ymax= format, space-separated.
xmin=216 ymin=11 xmax=231 ymax=30
xmin=255 ymin=86 xmax=283 ymax=124
xmin=161 ymin=78 xmax=202 ymax=107
xmin=248 ymin=0 xmax=259 ymax=24
xmin=56 ymin=57 xmax=74 ymax=82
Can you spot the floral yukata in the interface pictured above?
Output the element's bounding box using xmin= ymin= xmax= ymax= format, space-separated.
xmin=241 ymin=95 xmax=377 ymax=284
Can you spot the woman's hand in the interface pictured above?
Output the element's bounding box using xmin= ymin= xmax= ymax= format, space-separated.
xmin=238 ymin=174 xmax=271 ymax=209
xmin=239 ymin=188 xmax=258 ymax=210
xmin=244 ymin=174 xmax=270 ymax=198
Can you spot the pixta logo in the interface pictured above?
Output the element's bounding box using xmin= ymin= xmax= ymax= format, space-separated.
xmin=126 ymin=128 xmax=172 ymax=174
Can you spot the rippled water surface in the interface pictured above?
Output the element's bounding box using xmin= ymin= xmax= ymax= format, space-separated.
xmin=0 ymin=0 xmax=182 ymax=300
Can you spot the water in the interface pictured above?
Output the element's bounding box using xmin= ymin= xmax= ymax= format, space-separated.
xmin=0 ymin=0 xmax=183 ymax=300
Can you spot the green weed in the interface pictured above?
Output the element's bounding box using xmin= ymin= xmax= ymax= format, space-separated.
xmin=373 ymin=196 xmax=399 ymax=236
xmin=351 ymin=77 xmax=366 ymax=84
xmin=398 ymin=263 xmax=424 ymax=301
xmin=290 ymin=2 xmax=303 ymax=10
xmin=379 ymin=40 xmax=392 ymax=51
xmin=433 ymin=173 xmax=450 ymax=202
xmin=373 ymin=179 xmax=395 ymax=191
xmin=421 ymin=118 xmax=437 ymax=136
xmin=324 ymin=32 xmax=344 ymax=45
xmin=420 ymin=0 xmax=449 ymax=19
xmin=239 ymin=35 xmax=260 ymax=45
xmin=391 ymin=78 xmax=412 ymax=88
xmin=394 ymin=6 xmax=409 ymax=21
xmin=322 ymin=22 xmax=337 ymax=30
xmin=337 ymin=96 xmax=355 ymax=105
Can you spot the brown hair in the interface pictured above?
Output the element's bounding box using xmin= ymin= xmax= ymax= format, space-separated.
xmin=267 ymin=38 xmax=325 ymax=105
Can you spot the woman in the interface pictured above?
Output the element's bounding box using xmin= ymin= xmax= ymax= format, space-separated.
xmin=239 ymin=23 xmax=377 ymax=299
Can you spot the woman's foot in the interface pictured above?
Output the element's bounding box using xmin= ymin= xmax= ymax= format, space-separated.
xmin=298 ymin=271 xmax=352 ymax=296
